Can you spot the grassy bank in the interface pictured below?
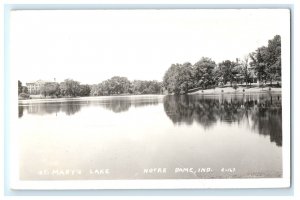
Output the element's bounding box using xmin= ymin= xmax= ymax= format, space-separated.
xmin=190 ymin=86 xmax=281 ymax=95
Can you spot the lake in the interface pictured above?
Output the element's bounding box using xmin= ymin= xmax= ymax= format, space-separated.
xmin=18 ymin=93 xmax=282 ymax=180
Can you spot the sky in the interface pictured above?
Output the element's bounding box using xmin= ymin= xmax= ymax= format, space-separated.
xmin=10 ymin=9 xmax=290 ymax=85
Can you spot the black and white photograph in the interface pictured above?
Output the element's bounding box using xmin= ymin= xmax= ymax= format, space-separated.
xmin=9 ymin=8 xmax=290 ymax=189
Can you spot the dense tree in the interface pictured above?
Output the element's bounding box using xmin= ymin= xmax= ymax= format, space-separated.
xmin=78 ymin=84 xmax=91 ymax=96
xmin=90 ymin=84 xmax=98 ymax=96
xmin=59 ymin=79 xmax=80 ymax=97
xmin=249 ymin=35 xmax=281 ymax=85
xmin=131 ymin=80 xmax=162 ymax=94
xmin=40 ymin=82 xmax=60 ymax=97
xmin=18 ymin=80 xmax=23 ymax=95
xmin=91 ymin=76 xmax=133 ymax=96
xmin=18 ymin=80 xmax=29 ymax=98
xmin=163 ymin=63 xmax=193 ymax=94
xmin=19 ymin=35 xmax=281 ymax=97
xmin=163 ymin=64 xmax=180 ymax=94
xmin=161 ymin=35 xmax=281 ymax=94
xmin=102 ymin=76 xmax=131 ymax=95
xmin=250 ymin=47 xmax=268 ymax=85
xmin=22 ymin=86 xmax=29 ymax=94
xmin=193 ymin=57 xmax=217 ymax=89
xmin=218 ymin=60 xmax=239 ymax=86
xmin=239 ymin=56 xmax=253 ymax=86
xmin=265 ymin=35 xmax=281 ymax=84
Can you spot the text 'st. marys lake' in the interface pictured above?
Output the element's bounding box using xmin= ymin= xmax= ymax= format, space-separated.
xmin=18 ymin=93 xmax=282 ymax=180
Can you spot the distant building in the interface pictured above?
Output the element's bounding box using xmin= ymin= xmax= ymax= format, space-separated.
xmin=26 ymin=79 xmax=56 ymax=95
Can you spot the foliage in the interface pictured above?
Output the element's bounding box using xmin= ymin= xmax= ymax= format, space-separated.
xmin=40 ymin=82 xmax=60 ymax=97
xmin=18 ymin=35 xmax=281 ymax=97
xmin=240 ymin=56 xmax=253 ymax=85
xmin=18 ymin=80 xmax=29 ymax=96
xmin=250 ymin=35 xmax=281 ymax=85
xmin=59 ymin=79 xmax=80 ymax=97
xmin=249 ymin=47 xmax=268 ymax=83
xmin=162 ymin=35 xmax=281 ymax=94
xmin=193 ymin=57 xmax=217 ymax=89
xmin=78 ymin=84 xmax=91 ymax=97
xmin=97 ymin=76 xmax=131 ymax=95
xmin=18 ymin=80 xmax=23 ymax=95
xmin=19 ymin=92 xmax=30 ymax=99
xmin=22 ymin=86 xmax=29 ymax=94
xmin=163 ymin=63 xmax=193 ymax=94
xmin=218 ymin=60 xmax=239 ymax=86
xmin=131 ymin=80 xmax=162 ymax=94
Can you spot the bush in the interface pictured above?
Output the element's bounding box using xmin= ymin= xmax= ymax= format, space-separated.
xmin=259 ymin=83 xmax=266 ymax=88
xmin=276 ymin=82 xmax=281 ymax=88
xmin=218 ymin=82 xmax=225 ymax=88
xmin=19 ymin=93 xmax=30 ymax=99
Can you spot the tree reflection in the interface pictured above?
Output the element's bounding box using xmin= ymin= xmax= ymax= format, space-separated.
xmin=100 ymin=99 xmax=131 ymax=113
xmin=163 ymin=94 xmax=282 ymax=146
xmin=93 ymin=97 xmax=160 ymax=113
xmin=19 ymin=102 xmax=81 ymax=117
xmin=60 ymin=102 xmax=82 ymax=116
xmin=18 ymin=96 xmax=160 ymax=116
xmin=18 ymin=106 xmax=24 ymax=118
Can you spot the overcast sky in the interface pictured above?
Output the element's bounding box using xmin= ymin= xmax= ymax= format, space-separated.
xmin=10 ymin=9 xmax=289 ymax=84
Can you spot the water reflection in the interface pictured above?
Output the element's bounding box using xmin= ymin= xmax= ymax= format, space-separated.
xmin=18 ymin=94 xmax=282 ymax=146
xmin=163 ymin=94 xmax=282 ymax=146
xmin=19 ymin=96 xmax=160 ymax=116
xmin=19 ymin=102 xmax=79 ymax=116
xmin=18 ymin=105 xmax=23 ymax=118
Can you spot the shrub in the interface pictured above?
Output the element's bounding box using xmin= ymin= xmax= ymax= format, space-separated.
xmin=19 ymin=93 xmax=30 ymax=99
xmin=218 ymin=82 xmax=225 ymax=88
xmin=259 ymin=83 xmax=266 ymax=88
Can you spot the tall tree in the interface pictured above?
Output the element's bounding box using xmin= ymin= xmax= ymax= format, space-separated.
xmin=78 ymin=84 xmax=91 ymax=96
xmin=60 ymin=79 xmax=80 ymax=97
xmin=249 ymin=47 xmax=268 ymax=84
xmin=218 ymin=60 xmax=238 ymax=86
xmin=265 ymin=35 xmax=281 ymax=85
xmin=193 ymin=57 xmax=217 ymax=89
xmin=163 ymin=63 xmax=193 ymax=94
xmin=249 ymin=35 xmax=281 ymax=85
xmin=163 ymin=64 xmax=181 ymax=94
xmin=18 ymin=80 xmax=22 ymax=95
xmin=40 ymin=82 xmax=60 ymax=97
xmin=240 ymin=55 xmax=253 ymax=86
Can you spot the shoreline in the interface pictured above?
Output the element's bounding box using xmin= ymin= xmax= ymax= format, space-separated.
xmin=18 ymin=94 xmax=166 ymax=104
xmin=18 ymin=87 xmax=281 ymax=103
xmin=190 ymin=86 xmax=281 ymax=95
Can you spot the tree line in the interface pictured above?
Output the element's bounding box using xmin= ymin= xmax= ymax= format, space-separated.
xmin=18 ymin=35 xmax=281 ymax=98
xmin=18 ymin=77 xmax=163 ymax=98
xmin=163 ymin=35 xmax=281 ymax=94
xmin=18 ymin=79 xmax=92 ymax=98
xmin=90 ymin=77 xmax=162 ymax=96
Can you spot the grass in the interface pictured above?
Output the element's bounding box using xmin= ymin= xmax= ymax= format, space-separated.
xmin=190 ymin=84 xmax=281 ymax=95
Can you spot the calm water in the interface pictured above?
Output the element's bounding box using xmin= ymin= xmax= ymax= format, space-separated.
xmin=18 ymin=93 xmax=282 ymax=180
